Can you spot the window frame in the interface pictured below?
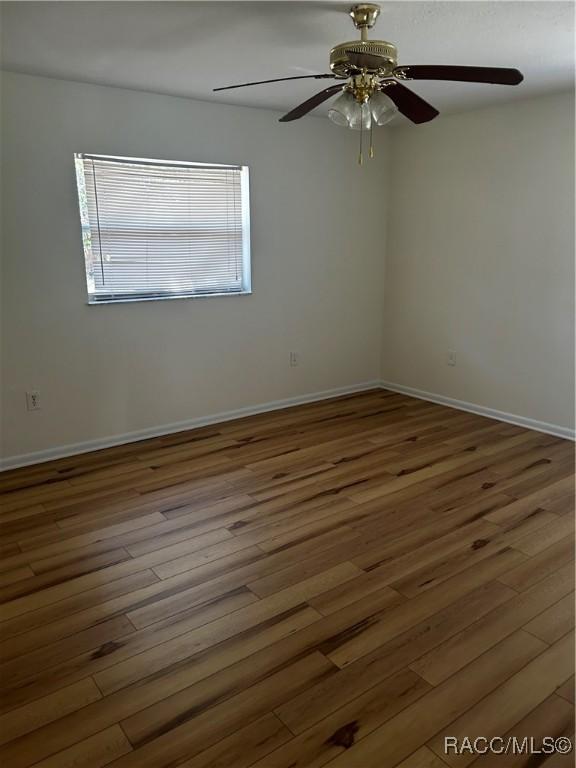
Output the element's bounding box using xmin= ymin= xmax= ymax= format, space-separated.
xmin=74 ymin=153 xmax=252 ymax=305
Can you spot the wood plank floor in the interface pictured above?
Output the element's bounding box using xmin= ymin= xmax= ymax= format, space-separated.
xmin=0 ymin=389 xmax=574 ymax=767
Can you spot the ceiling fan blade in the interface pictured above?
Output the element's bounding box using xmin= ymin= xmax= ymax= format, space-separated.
xmin=279 ymin=83 xmax=346 ymax=122
xmin=381 ymin=82 xmax=439 ymax=124
xmin=214 ymin=74 xmax=336 ymax=92
xmin=395 ymin=65 xmax=524 ymax=85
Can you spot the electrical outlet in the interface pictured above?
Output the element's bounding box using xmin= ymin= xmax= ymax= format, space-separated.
xmin=447 ymin=349 xmax=457 ymax=367
xmin=289 ymin=352 xmax=300 ymax=367
xmin=26 ymin=390 xmax=41 ymax=411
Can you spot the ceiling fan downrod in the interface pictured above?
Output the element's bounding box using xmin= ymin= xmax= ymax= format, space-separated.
xmin=331 ymin=3 xmax=398 ymax=79
xmin=349 ymin=3 xmax=381 ymax=41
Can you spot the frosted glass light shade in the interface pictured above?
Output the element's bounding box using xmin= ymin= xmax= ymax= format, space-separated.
xmin=327 ymin=92 xmax=357 ymax=127
xmin=329 ymin=91 xmax=396 ymax=130
xmin=371 ymin=90 xmax=398 ymax=126
xmin=349 ymin=101 xmax=372 ymax=131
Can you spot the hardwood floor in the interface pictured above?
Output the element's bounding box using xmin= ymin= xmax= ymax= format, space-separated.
xmin=0 ymin=389 xmax=574 ymax=767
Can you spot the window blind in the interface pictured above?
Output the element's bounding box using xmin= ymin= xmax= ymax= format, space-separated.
xmin=74 ymin=154 xmax=251 ymax=303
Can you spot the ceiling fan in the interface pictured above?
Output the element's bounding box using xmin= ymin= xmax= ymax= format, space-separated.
xmin=214 ymin=3 xmax=524 ymax=163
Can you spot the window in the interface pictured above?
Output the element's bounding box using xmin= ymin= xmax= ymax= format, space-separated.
xmin=74 ymin=154 xmax=251 ymax=303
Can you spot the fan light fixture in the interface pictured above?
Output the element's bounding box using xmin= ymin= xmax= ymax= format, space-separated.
xmin=328 ymin=89 xmax=396 ymax=130
xmin=328 ymin=90 xmax=397 ymax=162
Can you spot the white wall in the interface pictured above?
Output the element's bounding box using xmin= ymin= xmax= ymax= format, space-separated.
xmin=1 ymin=74 xmax=574 ymax=466
xmin=382 ymin=92 xmax=575 ymax=432
xmin=1 ymin=72 xmax=388 ymax=461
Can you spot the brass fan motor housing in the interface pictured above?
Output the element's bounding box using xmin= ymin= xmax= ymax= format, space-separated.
xmin=330 ymin=40 xmax=398 ymax=77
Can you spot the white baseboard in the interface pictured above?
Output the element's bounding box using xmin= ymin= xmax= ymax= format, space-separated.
xmin=0 ymin=381 xmax=382 ymax=471
xmin=380 ymin=380 xmax=575 ymax=441
xmin=2 ymin=378 xmax=572 ymax=471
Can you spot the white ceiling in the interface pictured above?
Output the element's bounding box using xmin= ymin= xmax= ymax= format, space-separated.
xmin=1 ymin=1 xmax=574 ymax=122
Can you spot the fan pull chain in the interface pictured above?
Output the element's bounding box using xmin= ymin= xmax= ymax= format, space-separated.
xmin=369 ymin=118 xmax=374 ymax=158
xmin=358 ymin=119 xmax=363 ymax=166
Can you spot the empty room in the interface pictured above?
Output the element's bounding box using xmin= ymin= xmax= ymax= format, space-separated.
xmin=0 ymin=1 xmax=574 ymax=766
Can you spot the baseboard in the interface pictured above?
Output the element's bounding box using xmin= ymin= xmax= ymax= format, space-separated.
xmin=0 ymin=380 xmax=382 ymax=471
xmin=3 ymin=378 xmax=572 ymax=471
xmin=380 ymin=380 xmax=575 ymax=441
